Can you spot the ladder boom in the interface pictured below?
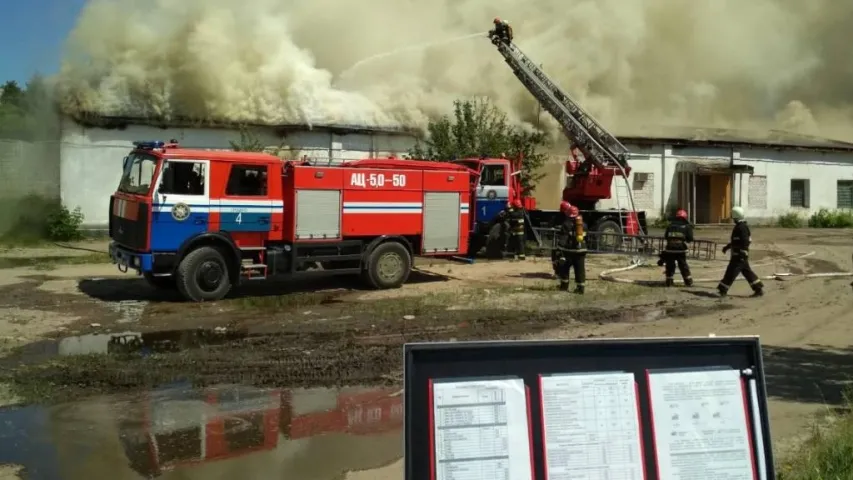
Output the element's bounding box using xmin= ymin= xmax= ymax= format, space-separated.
xmin=491 ymin=38 xmax=630 ymax=170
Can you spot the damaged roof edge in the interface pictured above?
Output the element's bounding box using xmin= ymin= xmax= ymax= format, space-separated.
xmin=618 ymin=129 xmax=853 ymax=153
xmin=64 ymin=112 xmax=423 ymax=137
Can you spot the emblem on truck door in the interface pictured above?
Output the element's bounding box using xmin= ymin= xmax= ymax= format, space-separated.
xmin=171 ymin=202 xmax=190 ymax=221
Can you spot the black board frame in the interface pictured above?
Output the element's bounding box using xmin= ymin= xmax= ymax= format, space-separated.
xmin=404 ymin=336 xmax=775 ymax=480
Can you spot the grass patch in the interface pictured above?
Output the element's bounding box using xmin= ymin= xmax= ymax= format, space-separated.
xmin=0 ymin=252 xmax=109 ymax=270
xmin=779 ymin=395 xmax=853 ymax=479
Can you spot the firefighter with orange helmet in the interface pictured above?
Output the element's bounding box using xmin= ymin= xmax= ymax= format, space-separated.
xmin=489 ymin=17 xmax=514 ymax=44
xmin=555 ymin=203 xmax=586 ymax=294
xmin=661 ymin=208 xmax=694 ymax=287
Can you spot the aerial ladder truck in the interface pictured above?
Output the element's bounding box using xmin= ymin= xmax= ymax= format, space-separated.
xmin=477 ymin=26 xmax=717 ymax=261
xmin=488 ymin=29 xmax=641 ymax=244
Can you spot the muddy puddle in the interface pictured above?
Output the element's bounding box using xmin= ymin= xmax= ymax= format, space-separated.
xmin=0 ymin=384 xmax=403 ymax=480
xmin=0 ymin=300 xmax=738 ymax=404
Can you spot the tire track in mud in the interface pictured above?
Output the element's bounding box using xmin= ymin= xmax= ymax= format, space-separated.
xmin=4 ymin=300 xmax=735 ymax=401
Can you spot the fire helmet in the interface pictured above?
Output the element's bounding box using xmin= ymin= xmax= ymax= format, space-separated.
xmin=559 ymin=201 xmax=572 ymax=214
xmin=567 ymin=205 xmax=580 ymax=218
xmin=675 ymin=209 xmax=688 ymax=220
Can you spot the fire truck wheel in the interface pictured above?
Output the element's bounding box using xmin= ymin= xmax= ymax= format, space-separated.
xmin=175 ymin=246 xmax=232 ymax=302
xmin=142 ymin=272 xmax=175 ymax=290
xmin=593 ymin=219 xmax=622 ymax=250
xmin=365 ymin=242 xmax=412 ymax=289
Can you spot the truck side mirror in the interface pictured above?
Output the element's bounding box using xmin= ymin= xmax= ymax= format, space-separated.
xmin=122 ymin=156 xmax=130 ymax=170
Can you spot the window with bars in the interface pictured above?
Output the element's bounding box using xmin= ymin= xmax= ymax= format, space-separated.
xmin=790 ymin=179 xmax=809 ymax=208
xmin=838 ymin=180 xmax=853 ymax=209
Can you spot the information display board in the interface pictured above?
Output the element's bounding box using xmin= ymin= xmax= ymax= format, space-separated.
xmin=404 ymin=336 xmax=774 ymax=480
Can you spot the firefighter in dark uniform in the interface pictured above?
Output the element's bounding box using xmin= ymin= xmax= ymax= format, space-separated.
xmin=499 ymin=199 xmax=526 ymax=260
xmin=661 ymin=209 xmax=694 ymax=287
xmin=555 ymin=204 xmax=586 ymax=294
xmin=718 ymin=206 xmax=764 ymax=297
xmin=490 ymin=18 xmax=514 ymax=44
xmin=551 ymin=202 xmax=572 ymax=277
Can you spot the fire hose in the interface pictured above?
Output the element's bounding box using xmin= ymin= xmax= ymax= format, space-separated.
xmin=600 ymin=251 xmax=853 ymax=286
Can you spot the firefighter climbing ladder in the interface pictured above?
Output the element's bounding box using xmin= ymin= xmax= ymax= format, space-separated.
xmin=490 ymin=38 xmax=641 ymax=236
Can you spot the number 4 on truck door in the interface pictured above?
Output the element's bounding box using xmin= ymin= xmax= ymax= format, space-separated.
xmin=220 ymin=164 xmax=272 ymax=232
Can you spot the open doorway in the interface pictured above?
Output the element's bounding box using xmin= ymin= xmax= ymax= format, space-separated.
xmin=677 ymin=172 xmax=732 ymax=224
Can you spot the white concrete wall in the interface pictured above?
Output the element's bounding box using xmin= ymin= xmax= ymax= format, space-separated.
xmin=735 ymin=147 xmax=853 ymax=219
xmin=58 ymin=118 xmax=418 ymax=227
xmin=603 ymin=143 xmax=853 ymax=221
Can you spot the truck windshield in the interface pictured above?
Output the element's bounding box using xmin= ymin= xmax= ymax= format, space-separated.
xmin=118 ymin=152 xmax=158 ymax=195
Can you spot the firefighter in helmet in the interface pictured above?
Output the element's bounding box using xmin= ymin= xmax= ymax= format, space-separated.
xmin=490 ymin=17 xmax=514 ymax=44
xmin=555 ymin=203 xmax=586 ymax=294
xmin=718 ymin=206 xmax=764 ymax=297
xmin=660 ymin=208 xmax=694 ymax=287
xmin=500 ymin=199 xmax=526 ymax=260
xmin=551 ymin=201 xmax=572 ymax=277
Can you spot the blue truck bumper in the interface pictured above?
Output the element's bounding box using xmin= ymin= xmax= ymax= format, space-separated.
xmin=109 ymin=241 xmax=154 ymax=273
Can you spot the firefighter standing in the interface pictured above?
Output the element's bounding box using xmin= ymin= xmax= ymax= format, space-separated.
xmin=490 ymin=18 xmax=514 ymax=44
xmin=718 ymin=206 xmax=764 ymax=297
xmin=499 ymin=200 xmax=526 ymax=260
xmin=661 ymin=209 xmax=694 ymax=287
xmin=551 ymin=202 xmax=571 ymax=277
xmin=555 ymin=203 xmax=586 ymax=294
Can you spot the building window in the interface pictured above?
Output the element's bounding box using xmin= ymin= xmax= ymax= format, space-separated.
xmin=630 ymin=172 xmax=655 ymax=210
xmin=226 ymin=165 xmax=268 ymax=196
xmin=790 ymin=179 xmax=809 ymax=208
xmin=838 ymin=180 xmax=853 ymax=209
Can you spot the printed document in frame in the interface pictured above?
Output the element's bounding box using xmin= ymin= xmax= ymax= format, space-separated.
xmin=646 ymin=368 xmax=758 ymax=480
xmin=539 ymin=372 xmax=645 ymax=480
xmin=429 ymin=376 xmax=533 ymax=480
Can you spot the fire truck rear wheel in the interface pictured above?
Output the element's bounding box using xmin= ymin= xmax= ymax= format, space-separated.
xmin=365 ymin=242 xmax=412 ymax=289
xmin=593 ymin=219 xmax=622 ymax=250
xmin=176 ymin=246 xmax=232 ymax=302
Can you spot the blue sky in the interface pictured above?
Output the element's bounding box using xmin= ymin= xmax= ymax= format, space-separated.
xmin=1 ymin=0 xmax=88 ymax=86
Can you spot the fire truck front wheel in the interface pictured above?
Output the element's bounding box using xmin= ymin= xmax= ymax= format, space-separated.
xmin=175 ymin=246 xmax=233 ymax=302
xmin=364 ymin=242 xmax=412 ymax=289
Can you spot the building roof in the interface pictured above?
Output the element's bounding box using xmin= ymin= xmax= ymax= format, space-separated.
xmin=617 ymin=125 xmax=853 ymax=153
xmin=66 ymin=112 xmax=420 ymax=137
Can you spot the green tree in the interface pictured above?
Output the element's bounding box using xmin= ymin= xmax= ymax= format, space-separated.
xmin=410 ymin=98 xmax=548 ymax=195
xmin=0 ymin=81 xmax=24 ymax=107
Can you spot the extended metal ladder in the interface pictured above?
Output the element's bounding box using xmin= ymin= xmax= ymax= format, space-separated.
xmin=491 ymin=39 xmax=629 ymax=170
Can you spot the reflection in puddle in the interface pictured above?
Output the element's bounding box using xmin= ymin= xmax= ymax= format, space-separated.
xmin=0 ymin=384 xmax=403 ymax=480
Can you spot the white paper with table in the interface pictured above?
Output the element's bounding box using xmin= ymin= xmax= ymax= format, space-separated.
xmin=647 ymin=368 xmax=757 ymax=480
xmin=432 ymin=377 xmax=532 ymax=480
xmin=539 ymin=372 xmax=645 ymax=480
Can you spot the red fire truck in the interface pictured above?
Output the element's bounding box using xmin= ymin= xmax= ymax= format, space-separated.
xmin=110 ymin=141 xmax=475 ymax=301
xmin=118 ymin=385 xmax=403 ymax=477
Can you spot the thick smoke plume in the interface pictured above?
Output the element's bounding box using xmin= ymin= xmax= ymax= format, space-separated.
xmin=57 ymin=0 xmax=853 ymax=139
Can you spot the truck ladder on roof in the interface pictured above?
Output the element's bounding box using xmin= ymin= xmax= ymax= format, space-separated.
xmin=490 ymin=38 xmax=629 ymax=171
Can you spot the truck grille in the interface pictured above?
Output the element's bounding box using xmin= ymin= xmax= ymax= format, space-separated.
xmin=109 ymin=196 xmax=149 ymax=251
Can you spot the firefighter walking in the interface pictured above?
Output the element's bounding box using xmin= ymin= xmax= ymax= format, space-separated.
xmin=718 ymin=206 xmax=764 ymax=297
xmin=555 ymin=202 xmax=586 ymax=294
xmin=661 ymin=209 xmax=694 ymax=287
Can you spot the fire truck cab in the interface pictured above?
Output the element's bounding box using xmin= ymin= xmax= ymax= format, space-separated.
xmin=109 ymin=141 xmax=474 ymax=302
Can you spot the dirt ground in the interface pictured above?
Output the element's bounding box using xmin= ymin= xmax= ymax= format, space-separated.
xmin=0 ymin=228 xmax=852 ymax=476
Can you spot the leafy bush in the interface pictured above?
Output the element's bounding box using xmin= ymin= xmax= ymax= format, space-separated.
xmin=46 ymin=205 xmax=85 ymax=241
xmin=808 ymin=208 xmax=853 ymax=228
xmin=777 ymin=212 xmax=806 ymax=228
